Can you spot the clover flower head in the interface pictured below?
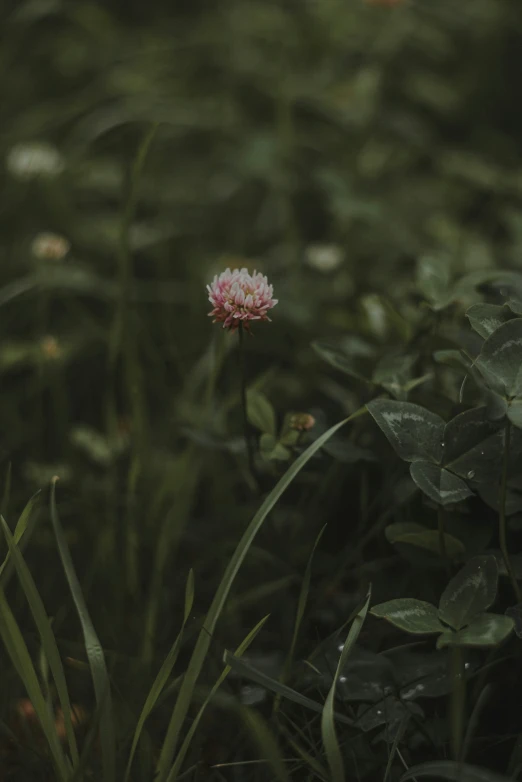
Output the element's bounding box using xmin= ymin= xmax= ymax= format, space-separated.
xmin=207 ymin=267 xmax=277 ymax=331
xmin=289 ymin=413 xmax=316 ymax=432
xmin=31 ymin=232 xmax=70 ymax=262
xmin=6 ymin=142 xmax=64 ymax=180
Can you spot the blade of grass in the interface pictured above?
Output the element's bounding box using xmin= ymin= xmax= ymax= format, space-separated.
xmin=278 ymin=717 xmax=329 ymax=782
xmin=274 ymin=525 xmax=326 ymax=714
xmin=0 ymin=516 xmax=79 ymax=768
xmin=142 ymin=447 xmax=200 ymax=662
xmin=124 ymin=569 xmax=195 ymax=782
xmin=0 ymin=491 xmax=41 ymax=587
xmin=1 ymin=462 xmax=11 ymax=516
xmin=321 ymin=588 xmax=372 ymax=782
xmin=50 ymin=478 xmax=116 ymax=782
xmin=155 ymin=409 xmax=365 ymax=780
xmin=240 ymin=706 xmax=291 ymax=782
xmin=224 ymin=650 xmax=352 ymax=725
xmin=165 ymin=615 xmax=270 ymax=782
xmin=383 ymin=713 xmax=410 ymax=782
xmin=0 ymin=588 xmax=69 ymax=780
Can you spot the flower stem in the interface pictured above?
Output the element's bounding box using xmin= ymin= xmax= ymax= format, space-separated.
xmin=450 ymin=645 xmax=466 ymax=761
xmin=500 ymin=419 xmax=522 ymax=603
xmin=438 ymin=505 xmax=450 ymax=578
xmin=238 ymin=325 xmax=256 ymax=480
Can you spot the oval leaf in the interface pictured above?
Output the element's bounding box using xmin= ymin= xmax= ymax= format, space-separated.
xmin=466 ymin=303 xmax=511 ymax=340
xmin=438 ymin=555 xmax=498 ymax=630
xmin=391 ymin=530 xmax=464 ymax=559
xmin=476 ymin=318 xmax=522 ymax=397
xmin=443 ymin=407 xmax=503 ymax=485
xmin=246 ymin=390 xmax=276 ymax=436
xmin=367 ymin=399 xmax=445 ymax=463
xmin=370 ymin=599 xmax=444 ymax=635
xmin=312 ymin=341 xmax=371 ymax=383
xmin=409 ymin=461 xmax=473 ymax=506
xmin=437 ymin=614 xmax=514 ymax=648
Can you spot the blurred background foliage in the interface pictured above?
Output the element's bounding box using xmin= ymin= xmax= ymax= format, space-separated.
xmin=3 ymin=0 xmax=522 ymax=777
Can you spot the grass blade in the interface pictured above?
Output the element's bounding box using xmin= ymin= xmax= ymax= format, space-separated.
xmin=0 ymin=516 xmax=79 ymax=768
xmin=0 ymin=491 xmax=40 ymax=587
xmin=0 ymin=588 xmax=69 ymax=780
xmin=321 ymin=588 xmax=372 ymax=782
xmin=50 ymin=478 xmax=116 ymax=782
xmin=224 ymin=651 xmax=352 ymax=726
xmin=1 ymin=462 xmax=11 ymax=516
xmin=155 ymin=409 xmax=364 ymax=780
xmin=124 ymin=569 xmax=195 ymax=782
xmin=165 ymin=615 xmax=270 ymax=782
xmin=240 ymin=706 xmax=291 ymax=782
xmin=278 ymin=718 xmax=329 ymax=782
xmin=275 ymin=525 xmax=326 ymax=713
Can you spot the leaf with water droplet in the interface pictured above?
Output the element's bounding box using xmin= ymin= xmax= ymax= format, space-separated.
xmin=409 ymin=461 xmax=473 ymax=506
xmin=442 ymin=407 xmax=504 ymax=486
xmin=367 ymin=399 xmax=445 ymax=464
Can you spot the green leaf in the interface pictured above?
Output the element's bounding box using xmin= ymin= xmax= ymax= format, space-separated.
xmin=466 ymin=303 xmax=511 ymax=339
xmin=260 ymin=433 xmax=291 ymax=462
xmin=433 ymin=349 xmax=474 ymax=373
xmin=387 ymin=527 xmax=464 ymax=559
xmin=367 ymin=399 xmax=445 ymax=463
xmin=438 ymin=556 xmax=498 ymax=630
xmin=312 ymin=340 xmax=371 ymax=383
xmin=154 ymin=410 xmax=365 ymax=780
xmin=409 ymin=461 xmax=473 ymax=505
xmin=371 ymin=353 xmax=417 ymax=400
xmin=370 ymin=598 xmax=444 ymax=635
xmin=507 ymin=399 xmax=522 ymax=429
xmin=476 ymin=318 xmax=522 ymax=397
xmin=442 ymin=407 xmax=503 ymax=485
xmin=400 ymin=760 xmax=514 ymax=782
xmin=437 ymin=614 xmax=514 ymax=648
xmin=50 ymin=481 xmax=116 ymax=782
xmin=246 ymin=389 xmax=277 ymax=436
xmin=417 ymin=255 xmax=452 ymax=309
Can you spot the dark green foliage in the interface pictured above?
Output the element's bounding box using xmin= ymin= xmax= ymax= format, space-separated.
xmin=3 ymin=0 xmax=522 ymax=780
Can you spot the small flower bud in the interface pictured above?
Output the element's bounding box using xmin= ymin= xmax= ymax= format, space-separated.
xmin=31 ymin=232 xmax=70 ymax=262
xmin=40 ymin=335 xmax=61 ymax=360
xmin=289 ymin=413 xmax=316 ymax=431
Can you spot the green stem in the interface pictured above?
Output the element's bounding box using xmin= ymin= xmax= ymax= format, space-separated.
xmin=500 ymin=419 xmax=522 ymax=603
xmin=450 ymin=645 xmax=466 ymax=761
xmin=438 ymin=505 xmax=450 ymax=577
xmin=238 ymin=325 xmax=255 ymax=480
